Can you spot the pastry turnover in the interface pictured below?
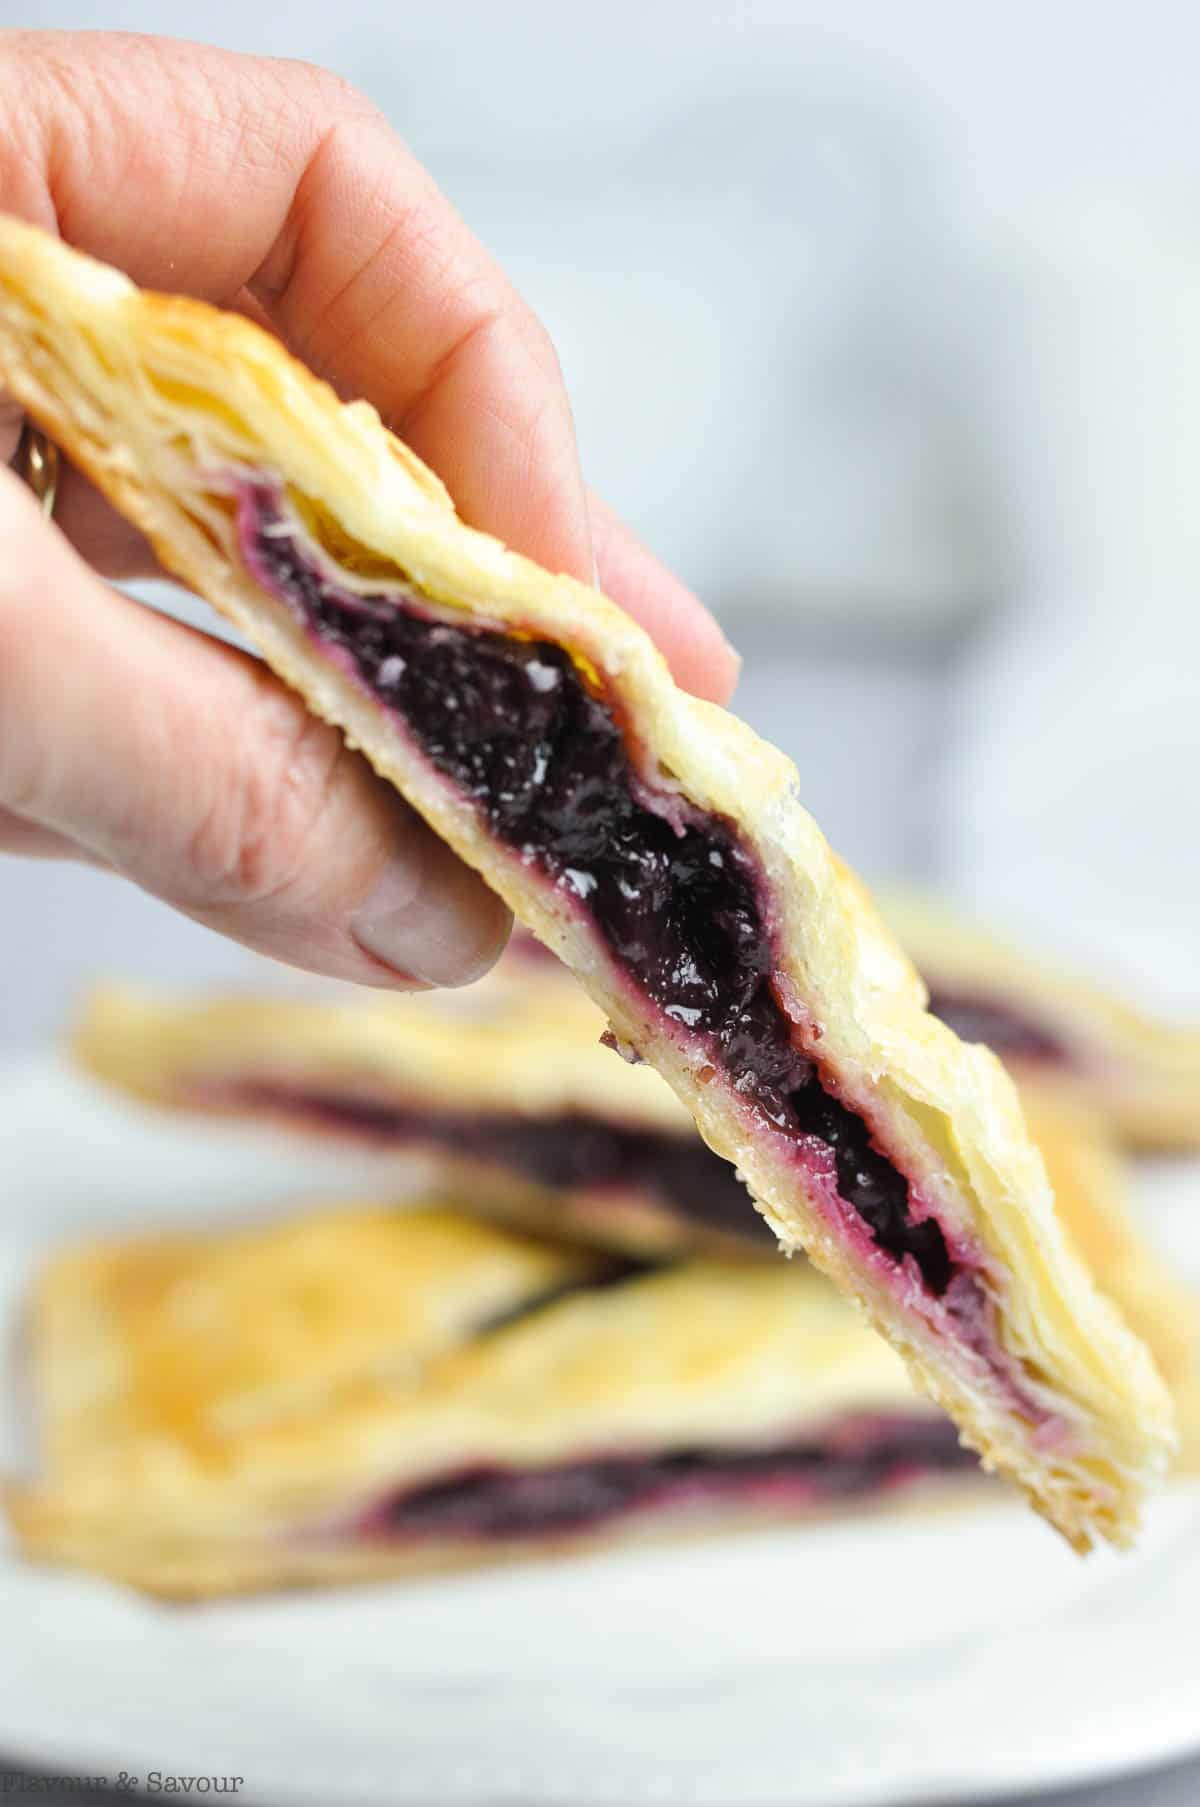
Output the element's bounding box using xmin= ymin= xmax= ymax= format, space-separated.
xmin=882 ymin=893 xmax=1200 ymax=1153
xmin=74 ymin=962 xmax=775 ymax=1260
xmin=0 ymin=214 xmax=1174 ymax=1548
xmin=5 ymin=1204 xmax=981 ymax=1599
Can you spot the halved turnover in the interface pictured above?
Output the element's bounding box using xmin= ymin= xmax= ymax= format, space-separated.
xmin=5 ymin=1204 xmax=982 ymax=1597
xmin=0 ymin=214 xmax=1174 ymax=1547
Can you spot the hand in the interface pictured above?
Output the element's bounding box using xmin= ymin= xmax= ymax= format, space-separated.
xmin=0 ymin=31 xmax=738 ymax=989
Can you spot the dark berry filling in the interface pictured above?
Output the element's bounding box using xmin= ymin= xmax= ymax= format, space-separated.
xmin=358 ymin=1415 xmax=975 ymax=1542
xmin=230 ymin=1083 xmax=774 ymax=1246
xmin=237 ymin=483 xmax=953 ymax=1294
xmin=925 ymin=989 xmax=1072 ymax=1065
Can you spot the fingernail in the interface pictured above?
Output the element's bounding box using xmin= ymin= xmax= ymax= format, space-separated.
xmin=351 ymin=834 xmax=511 ymax=987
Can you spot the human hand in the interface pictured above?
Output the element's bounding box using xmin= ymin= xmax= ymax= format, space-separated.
xmin=0 ymin=31 xmax=738 ymax=989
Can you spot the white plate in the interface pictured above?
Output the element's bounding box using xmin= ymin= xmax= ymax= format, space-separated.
xmin=1 ymin=1053 xmax=1199 ymax=1807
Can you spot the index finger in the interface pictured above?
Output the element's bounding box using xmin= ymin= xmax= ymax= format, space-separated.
xmin=4 ymin=30 xmax=737 ymax=703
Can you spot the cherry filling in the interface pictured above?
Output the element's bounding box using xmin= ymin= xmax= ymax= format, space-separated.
xmin=357 ymin=1415 xmax=975 ymax=1542
xmin=238 ymin=482 xmax=953 ymax=1294
xmin=229 ymin=1083 xmax=774 ymax=1245
xmin=925 ymin=990 xmax=1073 ymax=1066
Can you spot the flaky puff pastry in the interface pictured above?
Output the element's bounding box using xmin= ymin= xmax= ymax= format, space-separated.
xmin=882 ymin=892 xmax=1200 ymax=1153
xmin=6 ymin=1203 xmax=975 ymax=1599
xmin=0 ymin=214 xmax=1173 ymax=1549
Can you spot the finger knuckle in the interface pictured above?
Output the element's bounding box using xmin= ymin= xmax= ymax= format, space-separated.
xmin=182 ymin=674 xmax=346 ymax=908
xmin=521 ymin=311 xmax=565 ymax=388
xmin=277 ymin=57 xmax=381 ymax=132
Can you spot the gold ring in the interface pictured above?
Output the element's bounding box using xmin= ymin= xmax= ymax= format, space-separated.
xmin=11 ymin=421 xmax=60 ymax=518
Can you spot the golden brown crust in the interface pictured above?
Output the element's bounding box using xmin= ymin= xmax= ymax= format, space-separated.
xmin=7 ymin=1202 xmax=974 ymax=1595
xmin=20 ymin=1205 xmax=605 ymax=1486
xmin=882 ymin=891 xmax=1200 ymax=1152
xmin=0 ymin=213 xmax=1174 ymax=1548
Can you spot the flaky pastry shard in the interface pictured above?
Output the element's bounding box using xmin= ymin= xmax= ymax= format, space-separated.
xmin=882 ymin=892 xmax=1200 ymax=1152
xmin=0 ymin=214 xmax=1174 ymax=1548
xmin=5 ymin=1204 xmax=979 ymax=1598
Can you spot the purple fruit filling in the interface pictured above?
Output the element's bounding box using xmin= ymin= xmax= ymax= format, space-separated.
xmin=238 ymin=482 xmax=953 ymax=1293
xmin=357 ymin=1415 xmax=975 ymax=1542
xmin=231 ymin=1084 xmax=774 ymax=1246
xmin=925 ymin=989 xmax=1072 ymax=1065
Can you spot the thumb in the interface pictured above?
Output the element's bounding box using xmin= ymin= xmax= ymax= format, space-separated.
xmin=0 ymin=467 xmax=510 ymax=987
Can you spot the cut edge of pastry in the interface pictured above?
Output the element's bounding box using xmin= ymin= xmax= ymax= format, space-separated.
xmin=0 ymin=214 xmax=1175 ymax=1550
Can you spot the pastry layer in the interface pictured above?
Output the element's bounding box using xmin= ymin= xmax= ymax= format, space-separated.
xmin=882 ymin=892 xmax=1200 ymax=1152
xmin=6 ymin=1203 xmax=978 ymax=1597
xmin=0 ymin=214 xmax=1175 ymax=1548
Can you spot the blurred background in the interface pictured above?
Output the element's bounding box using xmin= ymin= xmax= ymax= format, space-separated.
xmin=6 ymin=0 xmax=1200 ymax=1037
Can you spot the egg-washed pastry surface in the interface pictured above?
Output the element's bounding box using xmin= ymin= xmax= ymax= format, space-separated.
xmin=882 ymin=893 xmax=1200 ymax=1153
xmin=6 ymin=1204 xmax=983 ymax=1599
xmin=0 ymin=215 xmax=1173 ymax=1549
xmin=75 ymin=967 xmax=775 ymax=1260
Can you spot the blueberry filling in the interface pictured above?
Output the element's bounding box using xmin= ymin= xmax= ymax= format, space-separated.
xmin=925 ymin=989 xmax=1072 ymax=1065
xmin=232 ymin=1084 xmax=775 ymax=1245
xmin=360 ymin=1416 xmax=975 ymax=1541
xmin=238 ymin=483 xmax=953 ymax=1294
